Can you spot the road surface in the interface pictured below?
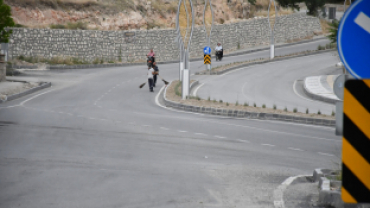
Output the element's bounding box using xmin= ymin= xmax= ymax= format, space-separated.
xmin=0 ymin=39 xmax=340 ymax=208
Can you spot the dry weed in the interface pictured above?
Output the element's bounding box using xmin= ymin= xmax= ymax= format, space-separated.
xmin=320 ymin=18 xmax=330 ymax=34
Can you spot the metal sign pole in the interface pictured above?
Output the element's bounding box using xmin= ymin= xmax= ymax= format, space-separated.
xmin=176 ymin=0 xmax=194 ymax=99
xmin=203 ymin=0 xmax=214 ymax=73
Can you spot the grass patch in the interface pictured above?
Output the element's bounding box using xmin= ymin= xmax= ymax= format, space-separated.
xmin=50 ymin=22 xmax=88 ymax=30
xmin=175 ymin=81 xmax=182 ymax=97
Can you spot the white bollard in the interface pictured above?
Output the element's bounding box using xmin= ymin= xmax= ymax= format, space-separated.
xmin=270 ymin=44 xmax=275 ymax=59
xmin=179 ymin=62 xmax=184 ymax=81
xmin=182 ymin=69 xmax=190 ymax=99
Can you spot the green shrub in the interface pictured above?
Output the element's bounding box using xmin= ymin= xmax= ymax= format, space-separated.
xmin=293 ymin=108 xmax=297 ymax=113
xmin=226 ymin=102 xmax=229 ymax=106
xmin=93 ymin=58 xmax=100 ymax=64
xmin=66 ymin=22 xmax=88 ymax=30
xmin=253 ymin=103 xmax=256 ymax=107
xmin=332 ymin=111 xmax=335 ymax=116
xmin=219 ymin=99 xmax=223 ymax=103
xmin=273 ymin=104 xmax=276 ymax=110
xmin=262 ymin=104 xmax=266 ymax=108
xmin=306 ymin=108 xmax=309 ymax=114
xmin=18 ymin=55 xmax=25 ymax=61
xmin=14 ymin=24 xmax=26 ymax=28
xmin=50 ymin=24 xmax=66 ymax=29
xmin=318 ymin=110 xmax=321 ymax=115
xmin=244 ymin=102 xmax=249 ymax=107
xmin=284 ymin=107 xmax=287 ymax=112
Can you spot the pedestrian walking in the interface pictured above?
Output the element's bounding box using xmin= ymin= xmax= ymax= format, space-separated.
xmin=147 ymin=66 xmax=155 ymax=92
xmin=153 ymin=62 xmax=159 ymax=87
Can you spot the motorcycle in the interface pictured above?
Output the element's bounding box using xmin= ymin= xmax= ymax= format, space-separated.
xmin=147 ymin=56 xmax=154 ymax=67
xmin=215 ymin=49 xmax=223 ymax=61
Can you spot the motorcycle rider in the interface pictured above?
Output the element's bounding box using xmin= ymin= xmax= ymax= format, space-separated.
xmin=147 ymin=66 xmax=155 ymax=92
xmin=215 ymin=43 xmax=223 ymax=61
xmin=147 ymin=49 xmax=155 ymax=66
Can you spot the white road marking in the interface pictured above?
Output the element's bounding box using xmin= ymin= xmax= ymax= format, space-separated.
xmin=273 ymin=175 xmax=310 ymax=208
xmin=160 ymin=127 xmax=169 ymax=130
xmin=154 ymin=82 xmax=337 ymax=137
xmin=20 ymin=89 xmax=54 ymax=106
xmin=151 ymin=104 xmax=338 ymax=142
xmin=355 ymin=12 xmax=370 ymax=34
xmin=178 ymin=130 xmax=187 ymax=133
xmin=236 ymin=139 xmax=250 ymax=143
xmin=214 ymin=135 xmax=226 ymax=139
xmin=288 ymin=147 xmax=304 ymax=151
xmin=293 ymin=80 xmax=317 ymax=102
xmin=318 ymin=152 xmax=334 ymax=157
xmin=192 ymin=83 xmax=205 ymax=96
xmin=0 ymin=105 xmax=20 ymax=109
xmin=261 ymin=143 xmax=275 ymax=147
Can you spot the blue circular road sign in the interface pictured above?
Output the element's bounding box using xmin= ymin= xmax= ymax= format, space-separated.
xmin=204 ymin=46 xmax=211 ymax=55
xmin=338 ymin=0 xmax=370 ymax=79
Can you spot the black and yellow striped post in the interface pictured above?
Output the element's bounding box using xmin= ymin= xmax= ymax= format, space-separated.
xmin=204 ymin=54 xmax=211 ymax=64
xmin=342 ymin=79 xmax=370 ymax=203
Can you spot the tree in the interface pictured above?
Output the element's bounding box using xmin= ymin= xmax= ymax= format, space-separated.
xmin=248 ymin=0 xmax=256 ymax=6
xmin=0 ymin=0 xmax=14 ymax=43
xmin=276 ymin=0 xmax=326 ymax=16
xmin=276 ymin=0 xmax=303 ymax=11
xmin=327 ymin=19 xmax=339 ymax=43
xmin=305 ymin=0 xmax=325 ymax=16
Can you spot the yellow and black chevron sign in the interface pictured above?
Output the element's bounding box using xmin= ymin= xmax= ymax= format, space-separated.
xmin=204 ymin=54 xmax=211 ymax=64
xmin=342 ymin=79 xmax=370 ymax=203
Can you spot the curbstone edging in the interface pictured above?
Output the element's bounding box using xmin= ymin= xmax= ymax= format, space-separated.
xmin=0 ymin=82 xmax=52 ymax=104
xmin=195 ymin=49 xmax=336 ymax=76
xmin=163 ymin=81 xmax=335 ymax=127
xmin=302 ymin=77 xmax=338 ymax=104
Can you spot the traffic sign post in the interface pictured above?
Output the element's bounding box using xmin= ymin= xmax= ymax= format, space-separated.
xmin=337 ymin=0 xmax=370 ymax=79
xmin=204 ymin=46 xmax=211 ymax=55
xmin=341 ymin=79 xmax=370 ymax=203
xmin=338 ymin=1 xmax=370 ymax=203
xmin=204 ymin=47 xmax=211 ymax=73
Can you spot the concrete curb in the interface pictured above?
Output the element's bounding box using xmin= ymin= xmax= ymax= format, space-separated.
xmin=312 ymin=168 xmax=368 ymax=208
xmin=302 ymin=77 xmax=338 ymax=104
xmin=0 ymin=81 xmax=52 ymax=104
xmin=196 ymin=49 xmax=336 ymax=75
xmin=313 ymin=168 xmax=345 ymax=208
xmin=163 ymin=81 xmax=335 ymax=127
xmin=10 ymin=38 xmax=328 ymax=70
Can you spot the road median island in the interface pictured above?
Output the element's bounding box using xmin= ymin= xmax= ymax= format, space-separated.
xmin=164 ymin=80 xmax=335 ymax=126
xmin=0 ymin=80 xmax=51 ymax=103
xmin=196 ymin=48 xmax=336 ymax=75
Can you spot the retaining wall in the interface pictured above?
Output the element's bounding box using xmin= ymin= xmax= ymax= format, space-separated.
xmin=8 ymin=13 xmax=321 ymax=63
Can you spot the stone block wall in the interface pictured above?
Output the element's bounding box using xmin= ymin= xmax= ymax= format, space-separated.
xmin=8 ymin=13 xmax=321 ymax=63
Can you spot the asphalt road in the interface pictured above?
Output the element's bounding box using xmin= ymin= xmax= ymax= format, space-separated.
xmin=196 ymin=51 xmax=341 ymax=115
xmin=0 ymin=39 xmax=341 ymax=208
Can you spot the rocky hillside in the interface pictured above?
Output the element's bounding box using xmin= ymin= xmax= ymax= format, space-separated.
xmin=6 ymin=0 xmax=290 ymax=30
